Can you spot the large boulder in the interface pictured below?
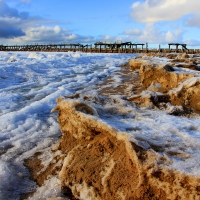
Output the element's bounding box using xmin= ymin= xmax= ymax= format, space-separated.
xmin=50 ymin=98 xmax=200 ymax=200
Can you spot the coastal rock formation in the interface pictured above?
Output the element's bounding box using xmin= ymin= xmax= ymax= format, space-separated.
xmin=128 ymin=59 xmax=147 ymax=71
xmin=49 ymin=98 xmax=200 ymax=200
xmin=23 ymin=53 xmax=200 ymax=199
xmin=139 ymin=62 xmax=193 ymax=91
xmin=169 ymin=77 xmax=200 ymax=113
xmin=129 ymin=55 xmax=200 ymax=113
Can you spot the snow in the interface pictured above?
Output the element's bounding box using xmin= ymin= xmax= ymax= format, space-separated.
xmin=168 ymin=76 xmax=200 ymax=96
xmin=0 ymin=51 xmax=200 ymax=199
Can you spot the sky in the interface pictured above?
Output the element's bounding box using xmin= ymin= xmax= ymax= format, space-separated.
xmin=1 ymin=0 xmax=200 ymax=47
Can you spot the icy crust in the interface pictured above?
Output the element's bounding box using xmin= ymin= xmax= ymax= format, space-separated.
xmin=0 ymin=52 xmax=136 ymax=199
xmin=50 ymin=98 xmax=200 ymax=200
xmin=1 ymin=51 xmax=200 ymax=199
xmin=128 ymin=53 xmax=200 ymax=113
xmin=139 ymin=62 xmax=193 ymax=91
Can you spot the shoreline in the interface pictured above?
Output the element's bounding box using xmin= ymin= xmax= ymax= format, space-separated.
xmin=22 ymin=52 xmax=200 ymax=199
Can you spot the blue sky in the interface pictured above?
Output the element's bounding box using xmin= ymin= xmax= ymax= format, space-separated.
xmin=1 ymin=0 xmax=200 ymax=48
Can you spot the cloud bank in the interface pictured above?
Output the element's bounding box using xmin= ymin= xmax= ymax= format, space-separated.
xmin=0 ymin=0 xmax=96 ymax=44
xmin=14 ymin=25 xmax=97 ymax=44
xmin=130 ymin=0 xmax=200 ymax=23
xmin=128 ymin=0 xmax=200 ymax=46
xmin=1 ymin=0 xmax=200 ymax=46
xmin=0 ymin=0 xmax=26 ymax=38
xmin=122 ymin=24 xmax=184 ymax=44
xmin=185 ymin=14 xmax=200 ymax=28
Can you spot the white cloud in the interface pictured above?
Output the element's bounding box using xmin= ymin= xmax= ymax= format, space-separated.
xmin=184 ymin=38 xmax=200 ymax=46
xmin=0 ymin=0 xmax=97 ymax=44
xmin=5 ymin=25 xmax=97 ymax=44
xmin=0 ymin=0 xmax=48 ymax=38
xmin=130 ymin=0 xmax=200 ymax=23
xmin=123 ymin=28 xmax=141 ymax=36
xmin=54 ymin=25 xmax=61 ymax=34
xmin=185 ymin=14 xmax=200 ymax=27
xmin=122 ymin=24 xmax=184 ymax=44
xmin=132 ymin=2 xmax=140 ymax=8
xmin=165 ymin=29 xmax=184 ymax=42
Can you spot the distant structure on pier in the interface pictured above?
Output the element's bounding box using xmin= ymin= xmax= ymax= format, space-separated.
xmin=0 ymin=42 xmax=199 ymax=54
xmin=168 ymin=43 xmax=188 ymax=51
xmin=93 ymin=41 xmax=145 ymax=53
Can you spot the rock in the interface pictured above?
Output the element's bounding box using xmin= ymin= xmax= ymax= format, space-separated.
xmin=174 ymin=63 xmax=198 ymax=70
xmin=128 ymin=59 xmax=147 ymax=71
xmin=129 ymin=93 xmax=156 ymax=108
xmin=139 ymin=62 xmax=193 ymax=91
xmin=55 ymin=99 xmax=142 ymax=199
xmin=185 ymin=59 xmax=197 ymax=64
xmin=166 ymin=53 xmax=178 ymax=59
xmin=176 ymin=53 xmax=189 ymax=59
xmin=147 ymin=82 xmax=166 ymax=93
xmin=169 ymin=77 xmax=200 ymax=113
xmin=50 ymin=98 xmax=200 ymax=200
xmin=170 ymin=58 xmax=186 ymax=63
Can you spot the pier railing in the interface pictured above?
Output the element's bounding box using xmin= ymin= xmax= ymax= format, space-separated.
xmin=0 ymin=42 xmax=199 ymax=54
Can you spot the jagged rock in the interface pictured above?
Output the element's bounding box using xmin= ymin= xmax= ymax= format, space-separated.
xmin=170 ymin=58 xmax=187 ymax=63
xmin=129 ymin=93 xmax=156 ymax=109
xmin=139 ymin=62 xmax=193 ymax=91
xmin=176 ymin=53 xmax=189 ymax=59
xmin=184 ymin=59 xmax=197 ymax=64
xmin=169 ymin=77 xmax=200 ymax=113
xmin=174 ymin=63 xmax=198 ymax=70
xmin=128 ymin=56 xmax=200 ymax=113
xmin=50 ymin=98 xmax=200 ymax=200
xmin=166 ymin=53 xmax=178 ymax=59
xmin=128 ymin=59 xmax=147 ymax=71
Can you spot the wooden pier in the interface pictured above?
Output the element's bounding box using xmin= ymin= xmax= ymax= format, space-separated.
xmin=0 ymin=43 xmax=91 ymax=52
xmin=93 ymin=41 xmax=145 ymax=53
xmin=0 ymin=42 xmax=200 ymax=54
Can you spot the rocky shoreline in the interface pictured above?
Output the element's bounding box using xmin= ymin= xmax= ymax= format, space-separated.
xmin=23 ymin=53 xmax=200 ymax=200
xmin=128 ymin=52 xmax=200 ymax=115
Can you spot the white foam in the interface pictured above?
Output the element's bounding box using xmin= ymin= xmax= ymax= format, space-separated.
xmin=0 ymin=52 xmax=135 ymax=199
xmin=1 ymin=52 xmax=200 ymax=199
xmin=27 ymin=176 xmax=67 ymax=200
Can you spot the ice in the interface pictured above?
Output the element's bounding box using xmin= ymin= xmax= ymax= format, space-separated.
xmin=113 ymin=107 xmax=200 ymax=175
xmin=28 ymin=52 xmax=47 ymax=60
xmin=0 ymin=52 xmax=135 ymax=199
xmin=168 ymin=76 xmax=200 ymax=96
xmin=0 ymin=51 xmax=200 ymax=199
xmin=0 ymin=160 xmax=36 ymax=200
xmin=22 ymin=176 xmax=65 ymax=200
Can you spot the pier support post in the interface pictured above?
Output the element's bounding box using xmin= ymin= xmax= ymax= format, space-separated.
xmin=146 ymin=43 xmax=148 ymax=53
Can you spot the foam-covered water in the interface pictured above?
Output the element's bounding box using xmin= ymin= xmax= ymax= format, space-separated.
xmin=0 ymin=52 xmax=135 ymax=199
xmin=0 ymin=51 xmax=200 ymax=199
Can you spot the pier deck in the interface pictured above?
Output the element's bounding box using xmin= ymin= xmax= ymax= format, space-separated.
xmin=0 ymin=42 xmax=199 ymax=54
